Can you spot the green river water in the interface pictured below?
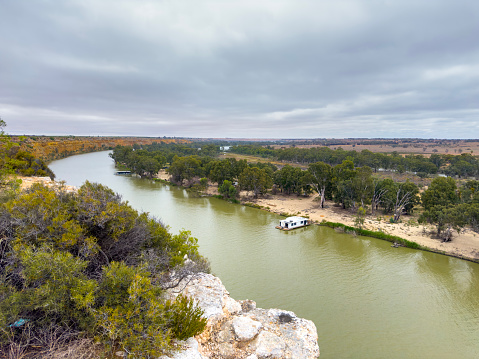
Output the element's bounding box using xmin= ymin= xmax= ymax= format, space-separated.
xmin=49 ymin=151 xmax=479 ymax=358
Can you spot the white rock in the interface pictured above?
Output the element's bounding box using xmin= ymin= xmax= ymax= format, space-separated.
xmin=168 ymin=274 xmax=225 ymax=321
xmin=278 ymin=318 xmax=320 ymax=358
xmin=232 ymin=316 xmax=263 ymax=341
xmin=254 ymin=331 xmax=286 ymax=358
xmin=159 ymin=338 xmax=207 ymax=359
xmin=165 ymin=273 xmax=320 ymax=358
xmin=223 ymin=295 xmax=242 ymax=315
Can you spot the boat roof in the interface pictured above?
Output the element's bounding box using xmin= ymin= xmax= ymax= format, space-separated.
xmin=281 ymin=216 xmax=308 ymax=222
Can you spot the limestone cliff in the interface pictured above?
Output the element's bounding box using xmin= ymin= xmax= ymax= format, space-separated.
xmin=163 ymin=273 xmax=320 ymax=359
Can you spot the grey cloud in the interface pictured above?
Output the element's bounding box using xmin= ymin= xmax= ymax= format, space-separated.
xmin=1 ymin=0 xmax=479 ymax=138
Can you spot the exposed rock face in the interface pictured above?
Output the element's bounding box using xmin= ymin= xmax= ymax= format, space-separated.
xmin=163 ymin=273 xmax=320 ymax=359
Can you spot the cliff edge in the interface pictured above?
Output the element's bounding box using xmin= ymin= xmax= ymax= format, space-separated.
xmin=163 ymin=273 xmax=320 ymax=359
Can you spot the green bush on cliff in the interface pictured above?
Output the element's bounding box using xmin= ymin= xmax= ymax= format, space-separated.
xmin=0 ymin=182 xmax=209 ymax=357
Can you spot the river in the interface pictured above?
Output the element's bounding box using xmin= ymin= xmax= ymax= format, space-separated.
xmin=49 ymin=151 xmax=479 ymax=358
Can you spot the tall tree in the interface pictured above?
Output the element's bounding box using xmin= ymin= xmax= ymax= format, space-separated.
xmin=331 ymin=160 xmax=356 ymax=209
xmin=371 ymin=179 xmax=388 ymax=215
xmin=307 ymin=162 xmax=331 ymax=208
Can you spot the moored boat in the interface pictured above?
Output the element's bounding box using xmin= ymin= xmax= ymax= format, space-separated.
xmin=276 ymin=216 xmax=311 ymax=230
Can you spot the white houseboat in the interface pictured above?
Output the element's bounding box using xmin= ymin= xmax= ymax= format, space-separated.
xmin=276 ymin=216 xmax=311 ymax=230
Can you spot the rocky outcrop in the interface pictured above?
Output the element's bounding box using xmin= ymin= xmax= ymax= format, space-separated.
xmin=162 ymin=273 xmax=320 ymax=359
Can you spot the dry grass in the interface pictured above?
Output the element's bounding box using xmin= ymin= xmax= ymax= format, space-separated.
xmin=271 ymin=139 xmax=479 ymax=156
xmin=0 ymin=325 xmax=103 ymax=359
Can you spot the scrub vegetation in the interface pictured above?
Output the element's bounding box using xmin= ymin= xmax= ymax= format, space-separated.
xmin=0 ymin=181 xmax=209 ymax=357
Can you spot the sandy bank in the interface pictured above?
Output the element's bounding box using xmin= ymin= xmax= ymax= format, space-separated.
xmin=18 ymin=176 xmax=77 ymax=192
xmin=250 ymin=193 xmax=479 ymax=262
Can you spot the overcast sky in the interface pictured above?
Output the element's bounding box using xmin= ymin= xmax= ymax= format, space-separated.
xmin=2 ymin=0 xmax=479 ymax=138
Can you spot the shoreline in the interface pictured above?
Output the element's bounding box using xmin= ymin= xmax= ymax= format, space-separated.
xmin=155 ymin=170 xmax=479 ymax=264
xmin=22 ymin=173 xmax=479 ymax=264
xmin=250 ymin=193 xmax=479 ymax=263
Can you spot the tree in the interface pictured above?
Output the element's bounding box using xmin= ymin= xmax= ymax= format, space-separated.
xmin=168 ymin=156 xmax=203 ymax=185
xmin=239 ymin=167 xmax=273 ymax=198
xmin=400 ymin=180 xmax=420 ymax=215
xmin=218 ymin=180 xmax=237 ymax=199
xmin=354 ymin=206 xmax=366 ymax=228
xmin=421 ymin=177 xmax=458 ymax=211
xmin=392 ymin=183 xmax=413 ymax=223
xmin=331 ymin=160 xmax=356 ymax=209
xmin=307 ymin=162 xmax=331 ymax=208
xmin=352 ymin=166 xmax=373 ymax=208
xmin=135 ymin=155 xmax=162 ymax=178
xmin=419 ymin=204 xmax=468 ymax=241
xmin=371 ymin=179 xmax=389 ymax=215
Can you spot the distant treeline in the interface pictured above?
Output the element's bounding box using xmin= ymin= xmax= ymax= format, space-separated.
xmin=229 ymin=145 xmax=479 ymax=178
xmin=0 ymin=126 xmax=55 ymax=180
xmin=12 ymin=135 xmax=185 ymax=162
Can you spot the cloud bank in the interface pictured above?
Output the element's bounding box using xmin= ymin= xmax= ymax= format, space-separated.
xmin=2 ymin=0 xmax=479 ymax=138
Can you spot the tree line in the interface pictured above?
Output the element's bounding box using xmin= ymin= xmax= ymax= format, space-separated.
xmin=0 ymin=120 xmax=54 ymax=180
xmin=109 ymin=143 xmax=221 ymax=179
xmin=230 ymin=144 xmax=479 ymax=178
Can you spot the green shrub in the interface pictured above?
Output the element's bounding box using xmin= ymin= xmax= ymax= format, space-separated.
xmin=166 ymin=294 xmax=207 ymax=340
xmin=0 ymin=183 xmax=209 ymax=357
xmin=93 ymin=262 xmax=173 ymax=357
xmin=218 ymin=180 xmax=237 ymax=199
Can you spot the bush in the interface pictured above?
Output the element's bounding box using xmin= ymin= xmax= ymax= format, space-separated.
xmin=0 ymin=182 xmax=209 ymax=357
xmin=218 ymin=180 xmax=237 ymax=199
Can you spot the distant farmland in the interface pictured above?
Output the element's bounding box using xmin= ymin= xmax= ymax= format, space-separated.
xmin=270 ymin=139 xmax=479 ymax=157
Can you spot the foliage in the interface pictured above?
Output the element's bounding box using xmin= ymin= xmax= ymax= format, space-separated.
xmin=166 ymin=294 xmax=207 ymax=341
xmin=0 ymin=120 xmax=55 ymax=184
xmin=239 ymin=167 xmax=273 ymax=198
xmin=274 ymin=165 xmax=310 ymax=196
xmin=207 ymin=158 xmax=247 ymax=185
xmin=354 ymin=207 xmax=366 ymax=228
xmin=421 ymin=177 xmax=458 ymax=211
xmin=93 ymin=262 xmax=173 ymax=357
xmin=218 ymin=180 xmax=237 ymax=199
xmin=0 ymin=182 xmax=209 ymax=357
xmin=168 ymin=156 xmax=203 ymax=185
xmin=230 ymin=143 xmax=479 ymax=178
xmin=0 ymin=120 xmax=22 ymax=202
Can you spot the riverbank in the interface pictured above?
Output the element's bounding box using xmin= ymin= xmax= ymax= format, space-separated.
xmin=25 ymin=172 xmax=479 ymax=263
xmin=156 ymin=170 xmax=479 ymax=263
xmin=251 ymin=192 xmax=479 ymax=262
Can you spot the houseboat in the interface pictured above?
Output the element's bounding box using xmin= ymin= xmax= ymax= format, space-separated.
xmin=276 ymin=216 xmax=311 ymax=230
